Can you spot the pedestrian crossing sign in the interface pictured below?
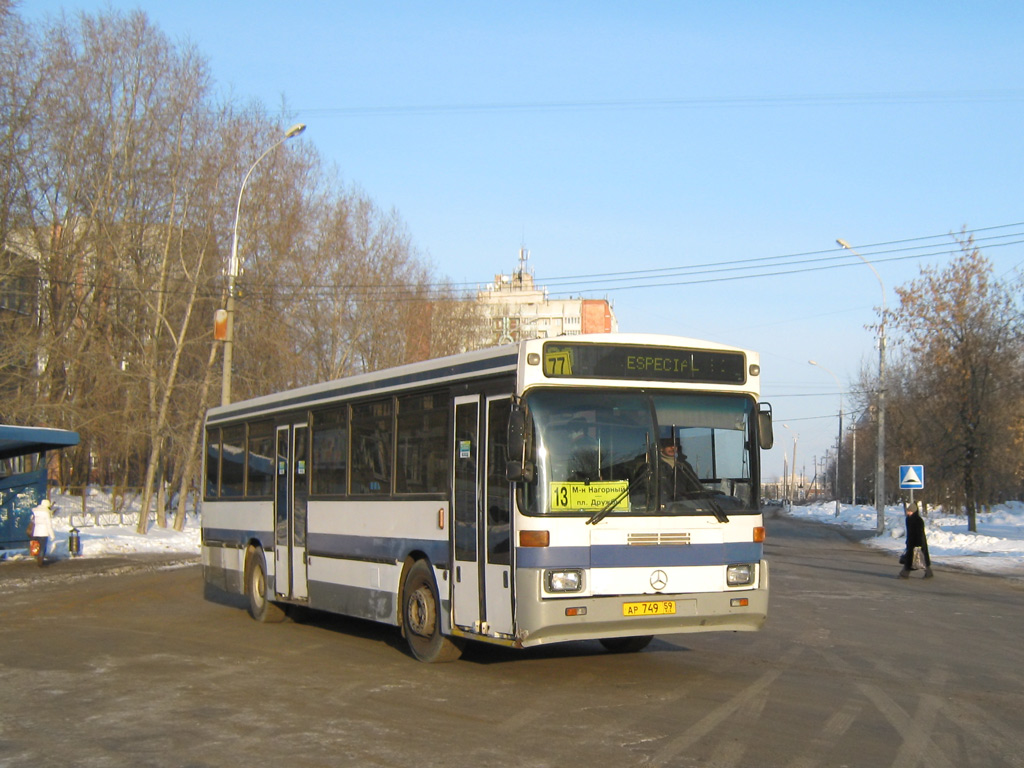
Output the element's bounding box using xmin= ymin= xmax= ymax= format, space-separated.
xmin=899 ymin=464 xmax=925 ymax=490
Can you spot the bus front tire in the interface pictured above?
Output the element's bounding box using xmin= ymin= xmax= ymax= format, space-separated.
xmin=599 ymin=635 xmax=653 ymax=653
xmin=246 ymin=547 xmax=286 ymax=623
xmin=402 ymin=560 xmax=463 ymax=663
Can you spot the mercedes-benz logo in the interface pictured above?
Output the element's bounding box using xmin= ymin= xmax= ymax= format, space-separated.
xmin=650 ymin=569 xmax=668 ymax=591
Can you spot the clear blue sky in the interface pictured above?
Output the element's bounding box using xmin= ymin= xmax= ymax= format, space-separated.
xmin=21 ymin=0 xmax=1024 ymax=485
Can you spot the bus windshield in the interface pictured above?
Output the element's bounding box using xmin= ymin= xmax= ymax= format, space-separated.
xmin=519 ymin=389 xmax=758 ymax=517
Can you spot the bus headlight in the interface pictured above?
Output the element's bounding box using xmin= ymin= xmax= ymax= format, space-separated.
xmin=545 ymin=569 xmax=584 ymax=593
xmin=726 ymin=564 xmax=755 ymax=587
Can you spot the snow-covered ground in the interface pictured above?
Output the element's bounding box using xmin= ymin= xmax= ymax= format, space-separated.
xmin=2 ymin=489 xmax=200 ymax=561
xmin=783 ymin=499 xmax=1024 ymax=577
xmin=4 ymin=490 xmax=1024 ymax=580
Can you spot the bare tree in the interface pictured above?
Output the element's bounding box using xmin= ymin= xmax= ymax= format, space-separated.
xmin=887 ymin=235 xmax=1024 ymax=529
xmin=1 ymin=5 xmax=493 ymax=525
xmin=237 ymin=181 xmax=491 ymax=391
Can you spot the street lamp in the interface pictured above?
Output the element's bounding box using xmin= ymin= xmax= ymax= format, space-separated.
xmin=781 ymin=423 xmax=798 ymax=505
xmin=221 ymin=123 xmax=307 ymax=406
xmin=837 ymin=238 xmax=886 ymax=533
xmin=809 ymin=359 xmax=843 ymax=516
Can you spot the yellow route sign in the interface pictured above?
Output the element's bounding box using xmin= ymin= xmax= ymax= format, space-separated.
xmin=550 ymin=480 xmax=629 ymax=511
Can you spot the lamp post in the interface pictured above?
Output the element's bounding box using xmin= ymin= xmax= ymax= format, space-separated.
xmin=221 ymin=123 xmax=306 ymax=406
xmin=809 ymin=359 xmax=844 ymax=516
xmin=837 ymin=238 xmax=886 ymax=533
xmin=782 ymin=423 xmax=798 ymax=505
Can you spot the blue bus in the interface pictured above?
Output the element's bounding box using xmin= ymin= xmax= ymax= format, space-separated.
xmin=0 ymin=425 xmax=80 ymax=550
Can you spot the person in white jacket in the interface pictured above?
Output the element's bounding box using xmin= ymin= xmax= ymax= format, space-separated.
xmin=30 ymin=498 xmax=55 ymax=566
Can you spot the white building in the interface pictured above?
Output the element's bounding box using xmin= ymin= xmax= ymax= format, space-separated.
xmin=477 ymin=249 xmax=617 ymax=344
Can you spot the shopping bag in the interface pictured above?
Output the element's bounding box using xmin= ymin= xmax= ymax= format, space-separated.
xmin=911 ymin=546 xmax=925 ymax=570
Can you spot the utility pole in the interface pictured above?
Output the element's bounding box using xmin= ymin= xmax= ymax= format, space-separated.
xmin=783 ymin=455 xmax=789 ymax=505
xmin=837 ymin=239 xmax=886 ymax=533
xmin=851 ymin=425 xmax=857 ymax=506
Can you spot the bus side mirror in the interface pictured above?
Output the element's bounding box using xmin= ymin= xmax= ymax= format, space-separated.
xmin=506 ymin=406 xmax=535 ymax=482
xmin=758 ymin=402 xmax=774 ymax=450
xmin=506 ymin=459 xmax=535 ymax=483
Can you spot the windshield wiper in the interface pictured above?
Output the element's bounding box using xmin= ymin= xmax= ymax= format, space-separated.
xmin=696 ymin=491 xmax=729 ymax=524
xmin=672 ymin=459 xmax=729 ymax=524
xmin=587 ymin=462 xmax=649 ymax=526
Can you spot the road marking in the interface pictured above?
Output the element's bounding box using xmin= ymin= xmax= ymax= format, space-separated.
xmin=645 ymin=645 xmax=803 ymax=767
xmin=786 ymin=699 xmax=863 ymax=768
xmin=892 ymin=694 xmax=946 ymax=767
xmin=708 ymin=679 xmax=771 ymax=767
xmin=819 ymin=649 xmax=959 ymax=768
xmin=939 ymin=697 xmax=1024 ymax=768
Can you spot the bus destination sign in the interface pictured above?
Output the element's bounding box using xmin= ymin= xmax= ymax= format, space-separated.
xmin=542 ymin=342 xmax=746 ymax=384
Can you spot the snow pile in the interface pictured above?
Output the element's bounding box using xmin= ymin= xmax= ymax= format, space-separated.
xmin=784 ymin=500 xmax=1024 ymax=575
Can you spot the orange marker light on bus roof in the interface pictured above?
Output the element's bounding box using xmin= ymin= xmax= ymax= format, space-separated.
xmin=753 ymin=526 xmax=766 ymax=543
xmin=519 ymin=530 xmax=550 ymax=547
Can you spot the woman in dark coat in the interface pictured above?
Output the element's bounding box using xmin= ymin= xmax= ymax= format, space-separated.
xmin=899 ymin=502 xmax=933 ymax=579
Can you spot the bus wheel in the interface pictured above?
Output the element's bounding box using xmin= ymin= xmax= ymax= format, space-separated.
xmin=246 ymin=547 xmax=286 ymax=623
xmin=402 ymin=560 xmax=463 ymax=663
xmin=599 ymin=635 xmax=653 ymax=653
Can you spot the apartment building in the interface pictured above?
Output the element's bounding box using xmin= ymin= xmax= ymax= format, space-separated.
xmin=477 ymin=249 xmax=617 ymax=344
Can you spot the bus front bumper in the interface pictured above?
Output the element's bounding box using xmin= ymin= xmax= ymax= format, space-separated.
xmin=513 ymin=561 xmax=769 ymax=648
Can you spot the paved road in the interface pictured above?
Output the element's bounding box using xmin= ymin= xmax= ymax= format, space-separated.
xmin=2 ymin=514 xmax=1023 ymax=767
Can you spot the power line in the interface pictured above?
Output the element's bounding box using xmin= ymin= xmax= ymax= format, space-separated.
xmin=296 ymin=90 xmax=1024 ymax=119
xmin=554 ymin=237 xmax=1024 ymax=296
xmin=537 ymin=222 xmax=1024 ymax=285
xmin=208 ymin=223 xmax=1024 ymax=298
xmin=5 ymin=222 xmax=1022 ymax=301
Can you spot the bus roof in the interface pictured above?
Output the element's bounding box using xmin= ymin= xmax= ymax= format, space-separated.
xmin=207 ymin=343 xmax=522 ymax=426
xmin=205 ymin=334 xmax=760 ymax=426
xmin=0 ymin=425 xmax=81 ymax=461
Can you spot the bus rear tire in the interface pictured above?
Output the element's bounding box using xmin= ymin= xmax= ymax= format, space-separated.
xmin=599 ymin=635 xmax=653 ymax=653
xmin=247 ymin=547 xmax=286 ymax=623
xmin=402 ymin=560 xmax=463 ymax=663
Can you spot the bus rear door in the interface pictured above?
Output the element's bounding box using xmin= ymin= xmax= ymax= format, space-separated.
xmin=274 ymin=423 xmax=309 ymax=602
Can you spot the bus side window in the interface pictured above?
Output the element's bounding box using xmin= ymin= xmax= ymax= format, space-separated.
xmin=205 ymin=428 xmax=221 ymax=498
xmin=220 ymin=425 xmax=245 ymax=497
xmin=350 ymin=399 xmax=393 ymax=495
xmin=246 ymin=421 xmax=275 ymax=497
xmin=396 ymin=392 xmax=448 ymax=494
xmin=312 ymin=406 xmax=348 ymax=495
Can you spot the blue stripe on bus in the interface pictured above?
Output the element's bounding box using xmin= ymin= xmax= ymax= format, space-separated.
xmin=205 ymin=529 xmax=760 ymax=571
xmin=515 ymin=542 xmax=763 ymax=569
xmin=308 ymin=532 xmax=449 ymax=568
xmin=202 ymin=528 xmax=272 ymax=549
xmin=204 ymin=528 xmax=449 ymax=567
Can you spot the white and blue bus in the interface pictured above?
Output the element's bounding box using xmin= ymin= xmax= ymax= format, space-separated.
xmin=202 ymin=334 xmax=774 ymax=661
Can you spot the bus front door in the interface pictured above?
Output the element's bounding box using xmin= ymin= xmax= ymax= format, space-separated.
xmin=452 ymin=396 xmax=514 ymax=638
xmin=274 ymin=424 xmax=309 ymax=602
